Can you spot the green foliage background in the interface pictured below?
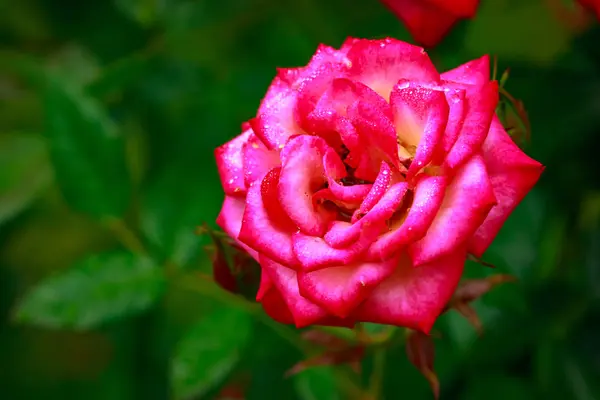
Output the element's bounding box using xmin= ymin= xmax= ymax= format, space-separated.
xmin=1 ymin=0 xmax=600 ymax=398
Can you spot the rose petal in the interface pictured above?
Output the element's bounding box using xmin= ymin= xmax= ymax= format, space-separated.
xmin=367 ymin=174 xmax=447 ymax=261
xmin=324 ymin=182 xmax=409 ymax=248
xmin=256 ymin=272 xmax=273 ymax=301
xmin=243 ymin=134 xmax=280 ymax=187
xmin=278 ymin=136 xmax=341 ymax=236
xmin=216 ymin=196 xmax=259 ymax=260
xmin=379 ymin=0 xmax=460 ymax=48
xmin=441 ymin=55 xmax=490 ymax=86
xmin=352 ymin=161 xmax=394 ymax=223
xmin=434 ymin=87 xmax=467 ymax=164
xmin=260 ymin=285 xmax=295 ymax=325
xmin=427 ymin=0 xmax=479 ymax=17
xmin=442 ymin=80 xmax=499 ymax=171
xmin=239 ymin=168 xmax=298 ymax=267
xmin=322 ymin=148 xmax=372 ymax=204
xmin=215 ymin=129 xmax=253 ymax=196
xmin=345 ymin=37 xmax=440 ymax=99
xmin=297 ymin=255 xmax=400 ymax=318
xmin=295 ymin=46 xmax=353 ymax=130
xmin=390 ymin=81 xmax=449 ymax=180
xmin=312 ymin=188 xmax=366 ymax=214
xmin=276 ymin=67 xmax=305 ymax=87
xmin=293 ymin=225 xmax=381 ymax=272
xmin=306 ymin=78 xmax=391 ymax=131
xmin=260 ymin=255 xmax=331 ymax=328
xmin=409 ymin=155 xmax=496 ymax=266
xmin=251 ymin=82 xmax=304 ymax=150
xmin=468 ymin=117 xmax=544 ymax=256
xmin=348 ymin=99 xmax=400 ymax=175
xmin=579 ymin=0 xmax=600 ymax=19
xmin=352 ymin=249 xmax=467 ymax=333
xmin=325 ymin=182 xmax=372 ymax=205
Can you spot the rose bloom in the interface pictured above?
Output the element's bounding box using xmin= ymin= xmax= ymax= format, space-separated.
xmin=578 ymin=0 xmax=600 ymax=19
xmin=215 ymin=38 xmax=543 ymax=332
xmin=380 ymin=0 xmax=480 ymax=47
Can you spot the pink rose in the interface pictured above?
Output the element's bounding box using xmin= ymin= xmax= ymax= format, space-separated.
xmin=380 ymin=0 xmax=480 ymax=47
xmin=215 ymin=38 xmax=543 ymax=332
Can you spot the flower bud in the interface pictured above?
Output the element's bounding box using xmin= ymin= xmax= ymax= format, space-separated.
xmin=204 ymin=225 xmax=261 ymax=300
xmin=286 ymin=329 xmax=364 ymax=377
xmin=406 ymin=329 xmax=439 ymax=399
xmin=445 ymin=274 xmax=517 ymax=333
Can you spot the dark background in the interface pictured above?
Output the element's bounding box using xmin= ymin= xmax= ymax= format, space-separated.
xmin=1 ymin=0 xmax=600 ymax=398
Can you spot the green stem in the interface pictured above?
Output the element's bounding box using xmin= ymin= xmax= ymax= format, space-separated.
xmin=368 ymin=348 xmax=386 ymax=400
xmin=103 ymin=217 xmax=147 ymax=255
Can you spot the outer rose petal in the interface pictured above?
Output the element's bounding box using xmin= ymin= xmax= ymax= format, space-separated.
xmin=441 ymin=55 xmax=490 ymax=86
xmin=409 ymin=155 xmax=496 ymax=266
xmin=242 ymin=134 xmax=280 ymax=187
xmin=260 ymin=286 xmax=295 ymax=325
xmin=260 ymin=255 xmax=331 ymax=328
xmin=256 ymin=271 xmax=273 ymax=301
xmin=297 ymin=255 xmax=400 ymax=318
xmin=468 ymin=117 xmax=544 ymax=256
xmin=251 ymin=82 xmax=304 ymax=150
xmin=215 ymin=129 xmax=253 ymax=196
xmin=216 ymin=196 xmax=259 ymax=260
xmin=345 ymin=37 xmax=440 ymax=99
xmin=238 ymin=168 xmax=298 ymax=267
xmin=351 ymin=249 xmax=467 ymax=333
xmin=380 ymin=0 xmax=461 ymax=48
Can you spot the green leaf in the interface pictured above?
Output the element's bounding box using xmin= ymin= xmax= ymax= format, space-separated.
xmin=86 ymin=52 xmax=156 ymax=98
xmin=294 ymin=367 xmax=340 ymax=400
xmin=0 ymin=132 xmax=52 ymax=225
xmin=140 ymin=160 xmax=221 ymax=267
xmin=171 ymin=306 xmax=252 ymax=400
xmin=13 ymin=252 xmax=165 ymax=330
xmin=114 ymin=0 xmax=164 ymax=27
xmin=43 ymin=76 xmax=131 ymax=217
xmin=482 ymin=189 xmax=546 ymax=280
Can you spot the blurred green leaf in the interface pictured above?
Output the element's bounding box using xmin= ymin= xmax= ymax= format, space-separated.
xmin=46 ymin=44 xmax=101 ymax=86
xmin=483 ymin=189 xmax=546 ymax=280
xmin=114 ymin=0 xmax=163 ymax=27
xmin=0 ymin=132 xmax=52 ymax=225
xmin=0 ymin=49 xmax=46 ymax=88
xmin=43 ymin=76 xmax=131 ymax=217
xmin=294 ymin=367 xmax=340 ymax=400
xmin=86 ymin=51 xmax=157 ymax=98
xmin=13 ymin=252 xmax=165 ymax=330
xmin=171 ymin=306 xmax=251 ymax=400
xmin=140 ymin=161 xmax=219 ymax=267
